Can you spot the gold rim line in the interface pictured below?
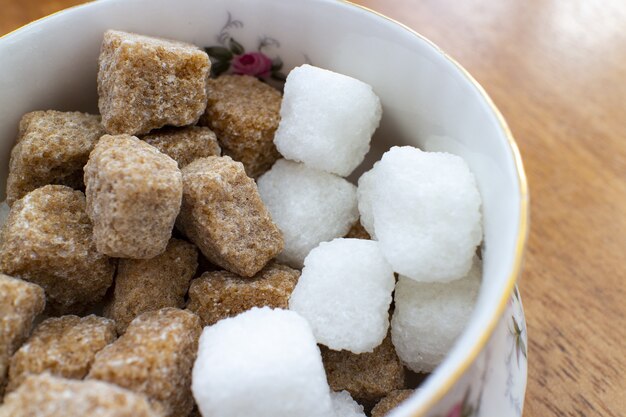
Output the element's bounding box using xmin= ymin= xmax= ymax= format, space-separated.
xmin=1 ymin=1 xmax=530 ymax=415
xmin=342 ymin=1 xmax=530 ymax=416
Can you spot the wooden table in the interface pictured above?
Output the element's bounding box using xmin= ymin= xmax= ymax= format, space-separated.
xmin=2 ymin=1 xmax=625 ymax=415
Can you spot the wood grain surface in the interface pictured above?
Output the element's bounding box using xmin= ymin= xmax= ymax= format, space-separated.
xmin=2 ymin=1 xmax=625 ymax=416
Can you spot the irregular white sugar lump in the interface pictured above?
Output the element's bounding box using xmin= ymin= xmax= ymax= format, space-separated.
xmin=191 ymin=307 xmax=334 ymax=417
xmin=257 ymin=159 xmax=358 ymax=268
xmin=355 ymin=168 xmax=377 ymax=239
xmin=391 ymin=256 xmax=482 ymax=373
xmin=358 ymin=146 xmax=482 ymax=282
xmin=331 ymin=391 xmax=367 ymax=417
xmin=289 ymin=238 xmax=394 ymax=353
xmin=274 ymin=64 xmax=382 ymax=177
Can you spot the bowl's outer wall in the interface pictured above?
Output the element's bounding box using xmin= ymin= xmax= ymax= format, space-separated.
xmin=0 ymin=0 xmax=525 ymax=415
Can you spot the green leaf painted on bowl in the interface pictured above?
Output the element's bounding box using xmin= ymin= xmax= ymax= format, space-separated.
xmin=212 ymin=60 xmax=231 ymax=77
xmin=206 ymin=46 xmax=233 ymax=61
xmin=271 ymin=57 xmax=283 ymax=71
xmin=271 ymin=71 xmax=287 ymax=82
xmin=512 ymin=317 xmax=521 ymax=334
xmin=229 ymin=38 xmax=245 ymax=55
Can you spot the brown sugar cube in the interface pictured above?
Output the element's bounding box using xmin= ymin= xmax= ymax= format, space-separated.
xmin=187 ymin=262 xmax=298 ymax=326
xmin=371 ymin=389 xmax=414 ymax=417
xmin=195 ymin=252 xmax=220 ymax=276
xmin=84 ymin=134 xmax=182 ymax=259
xmin=6 ymin=315 xmax=116 ymax=393
xmin=321 ymin=334 xmax=406 ymax=408
xmin=0 ymin=186 xmax=115 ymax=313
xmin=177 ymin=156 xmax=283 ymax=277
xmin=0 ymin=373 xmax=159 ymax=417
xmin=187 ymin=406 xmax=201 ymax=417
xmin=0 ymin=275 xmax=45 ymax=395
xmin=104 ymin=238 xmax=198 ymax=334
xmin=142 ymin=126 xmax=221 ymax=168
xmin=6 ymin=111 xmax=106 ymax=206
xmin=88 ymin=308 xmax=201 ymax=417
xmin=199 ymin=75 xmax=282 ymax=178
xmin=98 ymin=30 xmax=210 ymax=135
xmin=345 ymin=219 xmax=371 ymax=240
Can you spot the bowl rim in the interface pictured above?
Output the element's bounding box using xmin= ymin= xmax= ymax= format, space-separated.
xmin=344 ymin=3 xmax=529 ymax=415
xmin=1 ymin=1 xmax=530 ymax=415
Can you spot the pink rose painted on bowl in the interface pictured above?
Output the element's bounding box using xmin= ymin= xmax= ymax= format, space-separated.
xmin=231 ymin=52 xmax=273 ymax=77
xmin=446 ymin=403 xmax=463 ymax=417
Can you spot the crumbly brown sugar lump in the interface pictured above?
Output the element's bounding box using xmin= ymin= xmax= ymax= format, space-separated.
xmin=141 ymin=126 xmax=221 ymax=168
xmin=187 ymin=261 xmax=299 ymax=326
xmin=0 ymin=186 xmax=115 ymax=313
xmin=98 ymin=30 xmax=210 ymax=135
xmin=345 ymin=219 xmax=371 ymax=240
xmin=0 ymin=373 xmax=159 ymax=417
xmin=88 ymin=308 xmax=201 ymax=417
xmin=176 ymin=156 xmax=283 ymax=277
xmin=370 ymin=389 xmax=415 ymax=417
xmin=321 ymin=333 xmax=405 ymax=408
xmin=6 ymin=315 xmax=116 ymax=393
xmin=187 ymin=405 xmax=202 ymax=417
xmin=84 ymin=134 xmax=183 ymax=259
xmin=105 ymin=238 xmax=198 ymax=334
xmin=5 ymin=110 xmax=106 ymax=206
xmin=0 ymin=275 xmax=45 ymax=395
xmin=199 ymin=74 xmax=282 ymax=178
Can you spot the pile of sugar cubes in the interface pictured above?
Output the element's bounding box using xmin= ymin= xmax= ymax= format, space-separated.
xmin=0 ymin=29 xmax=482 ymax=417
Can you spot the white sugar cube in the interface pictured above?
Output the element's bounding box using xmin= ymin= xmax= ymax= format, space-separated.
xmin=289 ymin=238 xmax=395 ymax=353
xmin=331 ymin=391 xmax=366 ymax=417
xmin=192 ymin=307 xmax=334 ymax=417
xmin=257 ymin=159 xmax=358 ymax=268
xmin=355 ymin=168 xmax=377 ymax=239
xmin=274 ymin=64 xmax=382 ymax=177
xmin=357 ymin=146 xmax=482 ymax=282
xmin=391 ymin=256 xmax=481 ymax=373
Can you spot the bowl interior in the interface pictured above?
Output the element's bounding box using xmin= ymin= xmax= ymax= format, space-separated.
xmin=0 ymin=0 xmax=527 ymax=414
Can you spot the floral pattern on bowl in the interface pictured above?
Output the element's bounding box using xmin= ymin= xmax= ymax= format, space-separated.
xmin=204 ymin=13 xmax=288 ymax=85
xmin=423 ymin=285 xmax=528 ymax=417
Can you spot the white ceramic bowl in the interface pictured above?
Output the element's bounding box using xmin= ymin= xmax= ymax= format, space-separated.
xmin=0 ymin=1 xmax=529 ymax=416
